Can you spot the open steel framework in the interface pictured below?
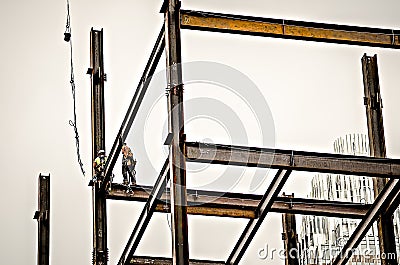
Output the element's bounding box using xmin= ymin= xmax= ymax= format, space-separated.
xmin=88 ymin=1 xmax=400 ymax=265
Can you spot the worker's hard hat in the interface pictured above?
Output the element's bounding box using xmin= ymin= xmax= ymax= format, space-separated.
xmin=98 ymin=150 xmax=105 ymax=156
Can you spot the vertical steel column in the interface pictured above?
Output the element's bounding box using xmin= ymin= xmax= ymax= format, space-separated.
xmin=281 ymin=193 xmax=299 ymax=265
xmin=163 ymin=1 xmax=189 ymax=264
xmin=362 ymin=53 xmax=397 ymax=265
xmin=90 ymin=28 xmax=108 ymax=265
xmin=33 ymin=174 xmax=50 ymax=265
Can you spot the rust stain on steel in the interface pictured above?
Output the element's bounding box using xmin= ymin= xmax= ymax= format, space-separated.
xmin=185 ymin=142 xmax=400 ymax=177
xmin=181 ymin=11 xmax=400 ymax=48
xmin=107 ymin=185 xmax=369 ymax=219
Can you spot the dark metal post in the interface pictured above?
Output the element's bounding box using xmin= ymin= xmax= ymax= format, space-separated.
xmin=362 ymin=53 xmax=397 ymax=265
xmin=164 ymin=0 xmax=189 ymax=264
xmin=90 ymin=28 xmax=108 ymax=265
xmin=281 ymin=193 xmax=299 ymax=265
xmin=33 ymin=174 xmax=50 ymax=265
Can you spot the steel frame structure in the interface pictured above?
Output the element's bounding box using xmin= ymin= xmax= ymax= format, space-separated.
xmin=87 ymin=1 xmax=400 ymax=265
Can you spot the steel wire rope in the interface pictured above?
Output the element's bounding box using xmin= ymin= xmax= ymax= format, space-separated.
xmin=65 ymin=0 xmax=86 ymax=176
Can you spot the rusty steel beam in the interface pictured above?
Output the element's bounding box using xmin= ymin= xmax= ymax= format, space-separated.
xmin=107 ymin=184 xmax=370 ymax=219
xmin=90 ymin=28 xmax=106 ymax=162
xmin=102 ymin=25 xmax=165 ymax=190
xmin=108 ymin=184 xmax=257 ymax=218
xmin=33 ymin=174 xmax=50 ymax=265
xmin=362 ymin=54 xmax=397 ymax=265
xmin=89 ymin=28 xmax=108 ymax=265
xmin=362 ymin=54 xmax=387 ymax=159
xmin=185 ymin=142 xmax=400 ymax=178
xmin=332 ymin=178 xmax=400 ymax=265
xmin=129 ymin=256 xmax=224 ymax=265
xmin=118 ymin=160 xmax=170 ymax=265
xmin=109 ymin=185 xmax=256 ymax=218
xmin=164 ymin=0 xmax=189 ymax=264
xmin=227 ymin=170 xmax=292 ymax=265
xmin=272 ymin=196 xmax=369 ymax=219
xmin=181 ymin=10 xmax=400 ymax=49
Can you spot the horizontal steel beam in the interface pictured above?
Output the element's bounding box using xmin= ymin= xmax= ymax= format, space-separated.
xmin=185 ymin=142 xmax=400 ymax=178
xmin=181 ymin=10 xmax=400 ymax=49
xmin=129 ymin=256 xmax=224 ymax=265
xmin=102 ymin=25 xmax=165 ymax=191
xmin=108 ymin=184 xmax=257 ymax=218
xmin=273 ymin=196 xmax=369 ymax=219
xmin=332 ymin=178 xmax=400 ymax=265
xmin=107 ymin=184 xmax=369 ymax=219
xmin=118 ymin=160 xmax=169 ymax=265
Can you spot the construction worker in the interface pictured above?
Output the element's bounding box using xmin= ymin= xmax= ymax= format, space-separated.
xmin=93 ymin=149 xmax=107 ymax=178
xmin=121 ymin=143 xmax=136 ymax=185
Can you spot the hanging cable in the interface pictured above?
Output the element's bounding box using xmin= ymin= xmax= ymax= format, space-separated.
xmin=65 ymin=0 xmax=85 ymax=176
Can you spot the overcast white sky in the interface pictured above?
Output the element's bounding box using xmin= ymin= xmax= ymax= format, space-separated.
xmin=1 ymin=0 xmax=400 ymax=264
